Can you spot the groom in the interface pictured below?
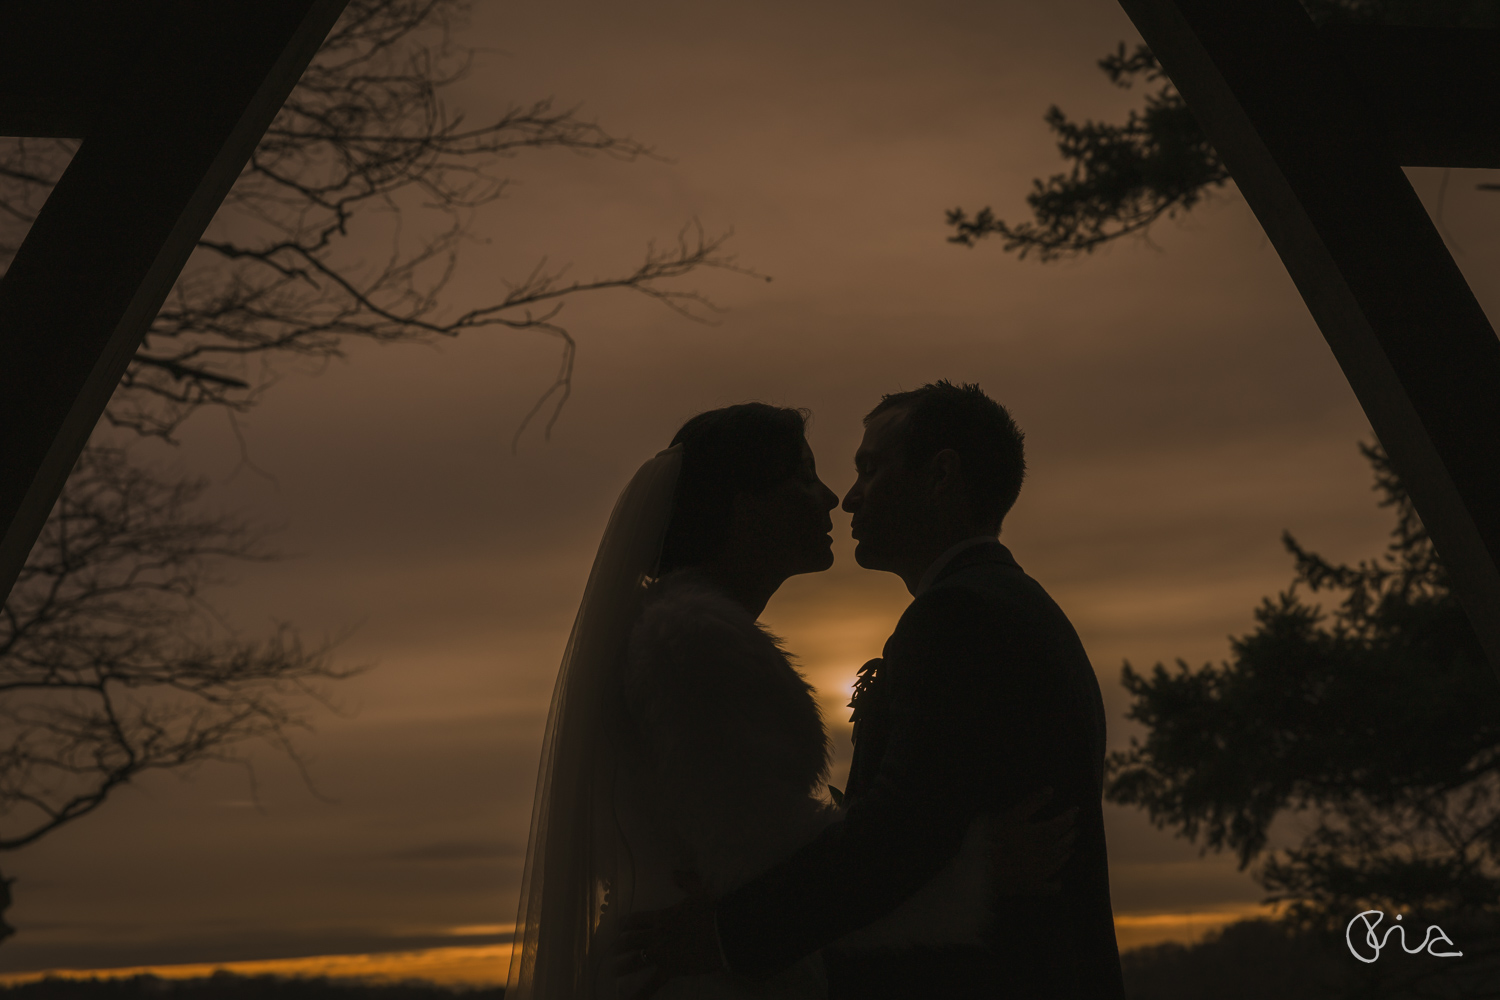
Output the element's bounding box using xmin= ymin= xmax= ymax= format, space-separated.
xmin=620 ymin=381 xmax=1125 ymax=998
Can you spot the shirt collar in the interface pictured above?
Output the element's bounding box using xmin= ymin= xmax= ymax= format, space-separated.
xmin=915 ymin=535 xmax=998 ymax=596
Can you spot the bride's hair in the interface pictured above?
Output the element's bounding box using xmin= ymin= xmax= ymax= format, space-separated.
xmin=658 ymin=402 xmax=809 ymax=573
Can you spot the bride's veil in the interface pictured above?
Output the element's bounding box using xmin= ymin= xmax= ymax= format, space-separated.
xmin=506 ymin=445 xmax=683 ymax=999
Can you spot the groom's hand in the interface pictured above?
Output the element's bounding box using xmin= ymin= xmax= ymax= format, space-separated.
xmin=613 ymin=889 xmax=724 ymax=999
xmin=990 ymin=786 xmax=1078 ymax=897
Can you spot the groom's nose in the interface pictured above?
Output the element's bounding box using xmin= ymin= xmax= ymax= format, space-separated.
xmin=841 ymin=482 xmax=860 ymax=513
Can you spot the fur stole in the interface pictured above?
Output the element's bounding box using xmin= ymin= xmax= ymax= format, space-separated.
xmin=623 ymin=569 xmax=839 ymax=896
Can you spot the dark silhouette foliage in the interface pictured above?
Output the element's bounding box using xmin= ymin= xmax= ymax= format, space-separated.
xmin=947 ymin=0 xmax=1500 ymax=258
xmin=1120 ymin=913 xmax=1500 ymax=999
xmin=1121 ymin=920 xmax=1345 ymax=999
xmin=1107 ymin=445 xmax=1500 ymax=926
xmin=1105 ymin=443 xmax=1500 ymax=994
xmin=946 ymin=43 xmax=1226 ymax=260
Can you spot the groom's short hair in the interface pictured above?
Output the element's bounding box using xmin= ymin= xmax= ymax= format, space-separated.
xmin=867 ymin=381 xmax=1026 ymax=530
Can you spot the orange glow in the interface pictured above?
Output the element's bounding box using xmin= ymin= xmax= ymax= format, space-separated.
xmin=0 ymin=943 xmax=514 ymax=989
xmin=0 ymin=910 xmax=1289 ymax=988
xmin=1112 ymin=903 xmax=1284 ymax=951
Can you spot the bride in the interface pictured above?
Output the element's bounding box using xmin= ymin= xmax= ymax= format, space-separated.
xmin=506 ymin=403 xmax=1069 ymax=1000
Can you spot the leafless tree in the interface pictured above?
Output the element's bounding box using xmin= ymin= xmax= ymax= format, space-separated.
xmin=0 ymin=0 xmax=750 ymax=941
xmin=0 ymin=448 xmax=351 ymax=943
xmin=1 ymin=0 xmax=751 ymax=444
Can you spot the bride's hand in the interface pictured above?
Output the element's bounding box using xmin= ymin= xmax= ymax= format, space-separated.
xmin=988 ymin=786 xmax=1078 ymax=897
xmin=613 ymin=889 xmax=723 ymax=1000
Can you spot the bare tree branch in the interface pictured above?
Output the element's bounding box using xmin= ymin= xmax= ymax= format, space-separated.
xmin=0 ymin=446 xmax=358 ymax=852
xmin=0 ymin=0 xmax=760 ymax=941
xmin=1 ymin=0 xmax=756 ymax=442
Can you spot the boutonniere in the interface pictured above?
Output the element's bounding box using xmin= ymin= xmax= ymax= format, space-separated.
xmin=848 ymin=657 xmax=883 ymax=724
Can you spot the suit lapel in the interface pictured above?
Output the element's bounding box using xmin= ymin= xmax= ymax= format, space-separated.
xmin=844 ymin=542 xmax=1018 ymax=802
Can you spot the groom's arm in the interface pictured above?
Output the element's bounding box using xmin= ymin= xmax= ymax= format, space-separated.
xmin=713 ymin=586 xmax=1055 ymax=978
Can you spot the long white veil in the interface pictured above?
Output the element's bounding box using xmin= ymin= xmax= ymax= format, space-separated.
xmin=507 ymin=445 xmax=683 ymax=999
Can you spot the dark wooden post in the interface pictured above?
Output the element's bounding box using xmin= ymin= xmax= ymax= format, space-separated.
xmin=1115 ymin=0 xmax=1500 ymax=675
xmin=0 ymin=0 xmax=350 ymax=606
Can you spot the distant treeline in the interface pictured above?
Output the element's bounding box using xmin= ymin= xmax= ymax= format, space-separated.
xmin=1122 ymin=915 xmax=1500 ymax=999
xmin=4 ymin=922 xmax=1497 ymax=1000
xmin=0 ymin=973 xmax=502 ymax=999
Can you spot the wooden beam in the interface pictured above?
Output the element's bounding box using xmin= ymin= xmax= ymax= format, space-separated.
xmin=0 ymin=0 xmax=350 ymax=606
xmin=1116 ymin=0 xmax=1500 ymax=674
xmin=1324 ymin=25 xmax=1500 ymax=168
xmin=0 ymin=1 xmax=168 ymax=138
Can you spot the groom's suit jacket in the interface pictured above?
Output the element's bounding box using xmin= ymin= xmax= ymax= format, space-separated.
xmin=714 ymin=540 xmax=1126 ymax=998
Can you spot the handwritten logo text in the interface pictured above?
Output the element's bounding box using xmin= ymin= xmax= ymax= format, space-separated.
xmin=1346 ymin=910 xmax=1463 ymax=963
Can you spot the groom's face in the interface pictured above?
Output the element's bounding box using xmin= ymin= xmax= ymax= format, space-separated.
xmin=843 ymin=407 xmax=927 ymax=572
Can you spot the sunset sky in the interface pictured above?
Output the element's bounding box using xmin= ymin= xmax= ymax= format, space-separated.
xmin=3 ymin=0 xmax=1499 ymax=986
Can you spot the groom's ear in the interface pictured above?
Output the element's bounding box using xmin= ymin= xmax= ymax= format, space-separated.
xmin=928 ymin=448 xmax=964 ymax=495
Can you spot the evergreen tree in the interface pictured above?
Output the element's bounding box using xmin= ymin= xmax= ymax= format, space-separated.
xmin=1107 ymin=444 xmax=1500 ymax=925
xmin=947 ymin=0 xmax=1500 ymax=258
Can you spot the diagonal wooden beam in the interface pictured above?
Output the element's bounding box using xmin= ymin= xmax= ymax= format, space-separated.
xmin=1323 ymin=25 xmax=1500 ymax=168
xmin=1116 ymin=0 xmax=1500 ymax=675
xmin=0 ymin=1 xmax=169 ymax=139
xmin=0 ymin=0 xmax=351 ymax=607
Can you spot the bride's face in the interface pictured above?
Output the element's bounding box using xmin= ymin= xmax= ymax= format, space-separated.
xmin=730 ymin=440 xmax=839 ymax=578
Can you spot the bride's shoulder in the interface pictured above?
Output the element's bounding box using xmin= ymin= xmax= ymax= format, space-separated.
xmin=626 ymin=569 xmax=792 ymax=689
xmin=623 ymin=569 xmax=831 ymax=807
xmin=641 ymin=567 xmax=744 ymax=619
xmin=631 ymin=570 xmax=769 ymax=656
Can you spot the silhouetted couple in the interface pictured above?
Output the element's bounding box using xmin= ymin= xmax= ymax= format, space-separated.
xmin=506 ymin=382 xmax=1125 ymax=999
